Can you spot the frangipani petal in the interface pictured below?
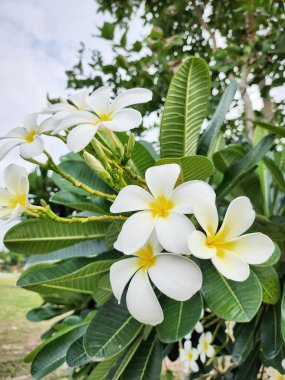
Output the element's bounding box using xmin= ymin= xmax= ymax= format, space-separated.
xmin=20 ymin=137 xmax=44 ymax=158
xmin=148 ymin=254 xmax=202 ymax=301
xmin=192 ymin=198 xmax=219 ymax=236
xmin=109 ymin=109 xmax=142 ymax=131
xmin=155 ymin=211 xmax=195 ymax=254
xmin=188 ymin=230 xmax=217 ymax=259
xmin=217 ymin=197 xmax=255 ymax=241
xmin=39 ymin=117 xmax=58 ymax=133
xmin=23 ymin=113 xmax=38 ymax=131
xmin=115 ymin=211 xmax=155 ymax=254
xmin=171 ymin=180 xmax=216 ymax=214
xmin=0 ymin=208 xmax=13 ymax=220
xmin=67 ymin=124 xmax=97 ymax=152
xmin=69 ymin=89 xmax=90 ymax=109
xmin=111 ymin=88 xmax=152 ymax=112
xmin=126 ymin=269 xmax=163 ymax=325
xmin=0 ymin=189 xmax=13 ymax=206
xmin=145 ymin=164 xmax=180 ymax=199
xmin=55 ymin=111 xmax=98 ymax=132
xmin=110 ymin=185 xmax=154 ymax=213
xmin=87 ymin=86 xmax=111 ymax=116
xmin=211 ymin=251 xmax=250 ymax=282
xmin=7 ymin=203 xmax=24 ymax=222
xmin=0 ymin=140 xmax=22 ymax=160
xmin=6 ymin=127 xmax=27 ymax=139
xmin=43 ymin=103 xmax=76 ymax=114
xmin=224 ymin=233 xmax=275 ymax=264
xmin=148 ymin=231 xmax=163 ymax=254
xmin=110 ymin=258 xmax=139 ymax=303
xmin=4 ymin=164 xmax=29 ymax=196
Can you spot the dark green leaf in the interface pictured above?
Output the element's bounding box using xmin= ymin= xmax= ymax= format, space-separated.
xmin=66 ymin=337 xmax=90 ymax=367
xmin=252 ymin=266 xmax=280 ymax=304
xmin=260 ymin=305 xmax=283 ymax=359
xmin=232 ymin=320 xmax=255 ymax=365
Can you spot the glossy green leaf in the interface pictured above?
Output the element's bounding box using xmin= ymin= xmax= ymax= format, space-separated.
xmin=198 ymin=80 xmax=237 ymax=156
xmin=121 ymin=332 xmax=162 ymax=380
xmin=87 ymin=356 xmax=118 ymax=380
xmin=263 ymin=156 xmax=285 ymax=192
xmin=201 ymin=261 xmax=262 ymax=322
xmin=260 ymin=305 xmax=283 ymax=359
xmin=93 ymin=273 xmax=113 ymax=305
xmin=179 ymin=156 xmax=213 ymax=181
xmin=27 ymin=304 xmax=71 ymax=322
xmin=50 ymin=191 xmax=110 ymax=214
xmin=66 ymin=337 xmax=90 ymax=367
xmin=160 ymin=57 xmax=210 ymax=158
xmin=252 ymin=266 xmax=280 ymax=304
xmin=213 ymin=145 xmax=246 ymax=173
xmin=234 ymin=349 xmax=261 ymax=380
xmin=156 ymin=292 xmax=202 ymax=343
xmin=253 ymin=215 xmax=285 ymax=241
xmin=25 ymin=240 xmax=107 ymax=268
xmin=253 ymin=120 xmax=285 ymax=138
xmin=84 ymin=297 xmax=143 ymax=360
xmin=18 ymin=255 xmax=116 ymax=294
xmin=4 ymin=219 xmax=109 ymax=254
xmin=216 ymin=134 xmax=275 ymax=198
xmin=232 ymin=320 xmax=255 ymax=365
xmin=105 ymin=220 xmax=124 ymax=250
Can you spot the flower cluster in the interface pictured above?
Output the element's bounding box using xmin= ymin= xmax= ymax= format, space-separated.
xmin=110 ymin=163 xmax=274 ymax=324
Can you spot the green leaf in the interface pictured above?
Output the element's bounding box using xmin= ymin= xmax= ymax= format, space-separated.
xmin=84 ymin=297 xmax=143 ymax=360
xmin=25 ymin=240 xmax=107 ymax=268
xmin=30 ymin=323 xmax=88 ymax=379
xmin=282 ymin=285 xmax=285 ymax=342
xmin=234 ymin=349 xmax=261 ymax=380
xmin=4 ymin=219 xmax=109 ymax=254
xmin=87 ymin=356 xmax=118 ymax=380
xmin=253 ymin=215 xmax=285 ymax=241
xmin=201 ymin=261 xmax=262 ymax=322
xmin=27 ymin=304 xmax=71 ymax=322
xmin=160 ymin=57 xmax=210 ymax=158
xmin=50 ymin=191 xmax=110 ymax=214
xmin=232 ymin=320 xmax=255 ymax=365
xmin=156 ymin=292 xmax=202 ymax=343
xmin=100 ymin=22 xmax=115 ymax=40
xmin=252 ymin=266 xmax=281 ymax=304
xmin=256 ymin=243 xmax=281 ymax=267
xmin=66 ymin=337 xmax=90 ymax=367
xmin=18 ymin=255 xmax=116 ymax=294
xmin=198 ymin=80 xmax=237 ymax=156
xmin=253 ymin=120 xmax=285 ymax=138
xmin=93 ymin=273 xmax=113 ymax=305
xmin=216 ymin=135 xmax=275 ymax=198
xmin=122 ymin=332 xmax=162 ymax=380
xmin=263 ymin=156 xmax=285 ymax=192
xmin=105 ymin=220 xmax=124 ymax=250
xmin=105 ymin=336 xmax=142 ymax=380
xmin=260 ymin=305 xmax=283 ymax=359
xmin=213 ymin=145 xmax=246 ymax=173
xmin=179 ymin=156 xmax=213 ymax=181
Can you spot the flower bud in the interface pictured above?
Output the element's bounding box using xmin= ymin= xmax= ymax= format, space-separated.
xmin=83 ymin=152 xmax=111 ymax=180
xmin=125 ymin=133 xmax=136 ymax=159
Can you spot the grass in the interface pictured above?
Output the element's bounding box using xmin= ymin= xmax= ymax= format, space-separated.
xmin=0 ymin=273 xmax=67 ymax=379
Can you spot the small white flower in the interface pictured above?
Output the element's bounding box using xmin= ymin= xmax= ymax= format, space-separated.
xmin=0 ymin=114 xmax=51 ymax=160
xmin=180 ymin=340 xmax=199 ymax=373
xmin=184 ymin=310 xmax=204 ymax=340
xmin=0 ymin=165 xmax=30 ymax=222
xmin=111 ymin=163 xmax=216 ymax=254
xmin=188 ymin=196 xmax=275 ymax=281
xmin=48 ymin=86 xmax=152 ymax=152
xmin=198 ymin=332 xmax=215 ymax=363
xmin=267 ymin=367 xmax=285 ymax=380
xmin=110 ymin=233 xmax=202 ymax=326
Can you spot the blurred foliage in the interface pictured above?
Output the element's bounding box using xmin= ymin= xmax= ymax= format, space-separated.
xmin=66 ymin=0 xmax=285 ymax=140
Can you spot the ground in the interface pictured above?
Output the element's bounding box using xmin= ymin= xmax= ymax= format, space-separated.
xmin=0 ymin=273 xmax=67 ymax=380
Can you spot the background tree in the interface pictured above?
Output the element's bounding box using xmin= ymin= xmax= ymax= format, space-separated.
xmin=66 ymin=0 xmax=285 ymax=140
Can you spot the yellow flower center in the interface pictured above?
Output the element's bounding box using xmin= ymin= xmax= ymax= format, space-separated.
xmin=149 ymin=195 xmax=173 ymax=218
xmin=136 ymin=243 xmax=157 ymax=270
xmin=99 ymin=113 xmax=112 ymax=121
xmin=203 ymin=341 xmax=209 ymax=351
xmin=187 ymin=352 xmax=193 ymax=360
xmin=24 ymin=130 xmax=37 ymax=143
xmin=10 ymin=194 xmax=27 ymax=208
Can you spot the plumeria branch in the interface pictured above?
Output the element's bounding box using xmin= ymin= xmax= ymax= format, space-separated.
xmin=28 ymin=204 xmax=126 ymax=223
xmin=43 ymin=150 xmax=116 ymax=200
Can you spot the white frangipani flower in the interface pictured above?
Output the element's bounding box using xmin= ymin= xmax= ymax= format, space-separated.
xmin=198 ymin=332 xmax=215 ymax=363
xmin=110 ymin=233 xmax=202 ymax=325
xmin=267 ymin=367 xmax=285 ymax=380
xmin=0 ymin=165 xmax=30 ymax=222
xmin=180 ymin=340 xmax=199 ymax=373
xmin=188 ymin=196 xmax=275 ymax=281
xmin=111 ymin=164 xmax=216 ymax=254
xmin=0 ymin=114 xmax=51 ymax=160
xmin=50 ymin=86 xmax=152 ymax=153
